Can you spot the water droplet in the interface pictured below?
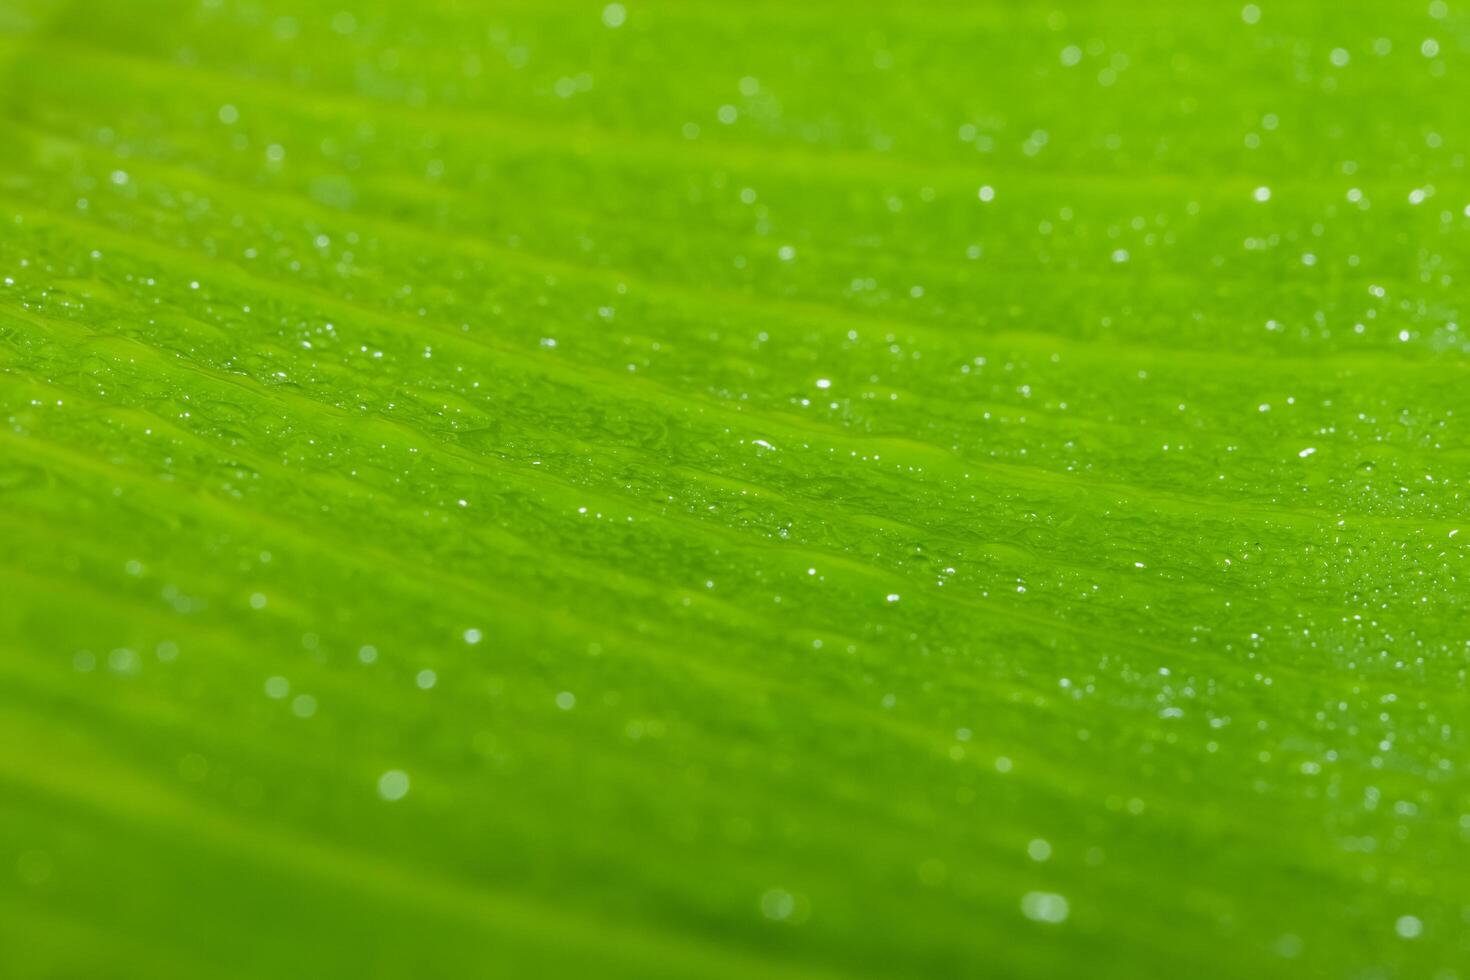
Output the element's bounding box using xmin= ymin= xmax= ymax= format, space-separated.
xmin=1021 ymin=891 xmax=1070 ymax=923
xmin=377 ymin=770 xmax=410 ymax=801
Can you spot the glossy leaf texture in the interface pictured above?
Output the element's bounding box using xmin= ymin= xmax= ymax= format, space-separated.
xmin=1 ymin=1 xmax=1468 ymax=978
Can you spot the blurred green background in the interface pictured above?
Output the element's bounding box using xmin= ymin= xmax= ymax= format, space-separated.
xmin=1 ymin=1 xmax=1468 ymax=977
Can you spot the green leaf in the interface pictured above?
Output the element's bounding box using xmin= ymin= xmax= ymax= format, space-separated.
xmin=2 ymin=1 xmax=1467 ymax=977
